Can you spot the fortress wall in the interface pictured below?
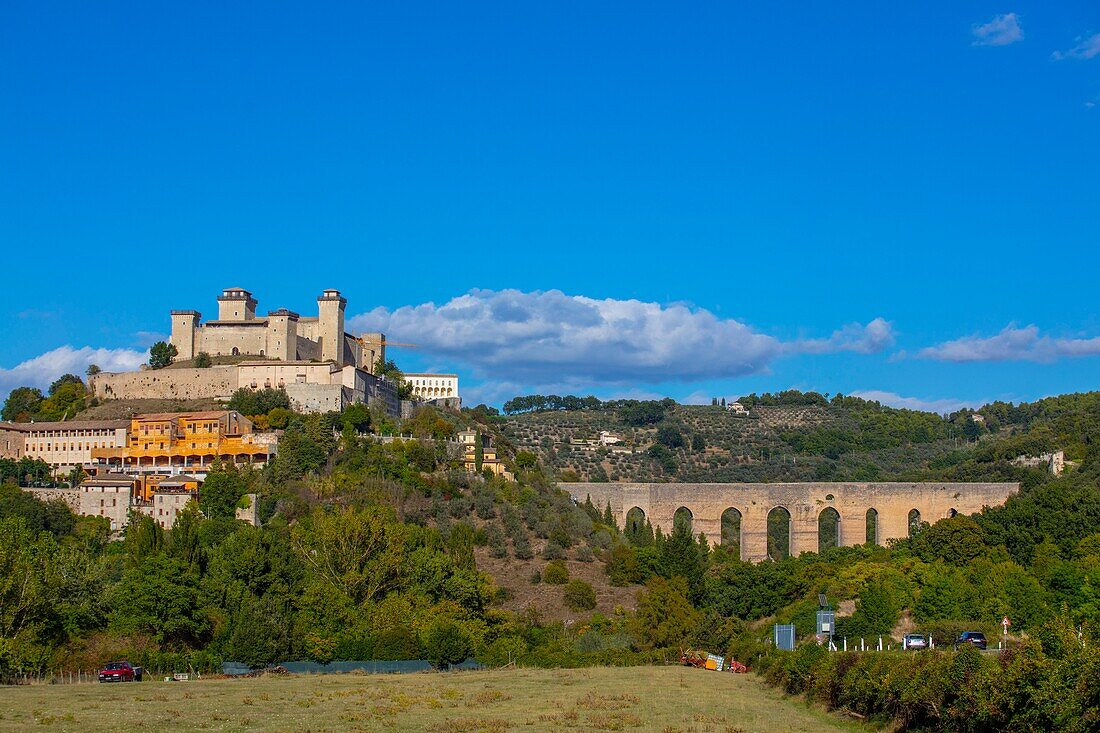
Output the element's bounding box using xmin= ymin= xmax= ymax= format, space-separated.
xmin=283 ymin=383 xmax=347 ymax=413
xmin=91 ymin=366 xmax=237 ymax=401
xmin=22 ymin=487 xmax=80 ymax=512
xmin=564 ymin=482 xmax=1019 ymax=562
xmin=196 ymin=324 xmax=269 ymax=357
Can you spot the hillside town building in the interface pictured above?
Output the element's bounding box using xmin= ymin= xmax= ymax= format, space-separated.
xmin=405 ymin=374 xmax=459 ymax=401
xmin=457 ymin=429 xmax=512 ymax=479
xmin=0 ymin=420 xmax=129 ymax=470
xmin=90 ymin=411 xmax=276 ymax=476
xmin=78 ymin=474 xmax=139 ymax=532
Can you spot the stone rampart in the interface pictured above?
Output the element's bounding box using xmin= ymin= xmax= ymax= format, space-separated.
xmin=563 ymin=481 xmax=1018 ymax=562
xmin=90 ymin=367 xmax=237 ymax=401
xmin=21 ymin=487 xmax=80 ymax=512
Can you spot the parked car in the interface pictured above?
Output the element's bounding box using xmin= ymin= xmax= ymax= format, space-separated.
xmin=902 ymin=633 xmax=928 ymax=650
xmin=98 ymin=661 xmax=140 ymax=683
xmin=953 ymin=632 xmax=988 ymax=651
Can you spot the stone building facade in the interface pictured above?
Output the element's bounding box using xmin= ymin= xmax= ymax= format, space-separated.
xmin=0 ymin=420 xmax=130 ymax=471
xmin=91 ymin=411 xmax=276 ymax=477
xmin=88 ymin=287 xmax=405 ymax=416
xmin=78 ymin=474 xmax=140 ymax=532
xmin=169 ymin=287 xmax=374 ymax=369
xmin=0 ymin=424 xmax=25 ymax=459
xmin=405 ymin=374 xmax=460 ymax=402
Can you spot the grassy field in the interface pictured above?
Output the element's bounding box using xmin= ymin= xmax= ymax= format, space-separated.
xmin=0 ymin=666 xmax=865 ymax=733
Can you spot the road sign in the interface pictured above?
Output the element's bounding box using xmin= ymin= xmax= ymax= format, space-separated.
xmin=1002 ymin=616 xmax=1011 ymax=633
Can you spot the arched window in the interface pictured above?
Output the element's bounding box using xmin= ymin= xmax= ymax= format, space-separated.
xmin=673 ymin=506 xmax=693 ymax=535
xmin=768 ymin=506 xmax=792 ymax=560
xmin=865 ymin=508 xmax=879 ymax=544
xmin=819 ymin=507 xmax=841 ymax=552
xmin=908 ymin=509 xmax=922 ymax=536
xmin=721 ymin=508 xmax=742 ymax=559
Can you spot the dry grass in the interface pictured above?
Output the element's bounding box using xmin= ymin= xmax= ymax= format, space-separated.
xmin=0 ymin=666 xmax=867 ymax=733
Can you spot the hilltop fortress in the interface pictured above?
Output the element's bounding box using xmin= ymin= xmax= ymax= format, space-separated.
xmin=91 ymin=287 xmax=451 ymax=415
xmin=169 ymin=287 xmax=384 ymax=370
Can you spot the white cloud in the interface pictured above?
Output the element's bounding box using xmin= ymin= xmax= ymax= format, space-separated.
xmin=917 ymin=324 xmax=1100 ymax=363
xmin=1053 ymin=33 xmax=1100 ymax=60
xmin=134 ymin=331 xmax=168 ymax=347
xmin=0 ymin=346 xmax=147 ymax=401
xmin=788 ymin=317 xmax=895 ymax=355
xmin=849 ymin=390 xmax=983 ymax=414
xmin=348 ymin=289 xmax=892 ymax=386
xmin=972 ymin=13 xmax=1024 ymax=47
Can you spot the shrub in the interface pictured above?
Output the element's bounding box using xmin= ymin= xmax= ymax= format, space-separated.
xmin=513 ymin=533 xmax=535 ymax=559
xmin=563 ymin=579 xmax=597 ymax=611
xmin=542 ymin=541 xmax=567 ymax=560
xmin=543 ymin=560 xmax=569 ymax=584
xmin=422 ymin=618 xmax=473 ymax=669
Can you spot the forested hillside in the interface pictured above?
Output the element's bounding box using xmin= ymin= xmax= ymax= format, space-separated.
xmin=2 ymin=389 xmax=1099 ymax=728
xmin=495 ymin=391 xmax=1099 ymax=485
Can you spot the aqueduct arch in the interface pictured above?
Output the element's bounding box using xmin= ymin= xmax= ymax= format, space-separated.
xmin=565 ymin=482 xmax=1018 ymax=563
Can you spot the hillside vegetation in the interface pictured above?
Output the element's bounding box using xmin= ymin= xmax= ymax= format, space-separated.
xmin=495 ymin=390 xmax=1098 ymax=485
xmin=3 ymin=384 xmax=1100 ymax=729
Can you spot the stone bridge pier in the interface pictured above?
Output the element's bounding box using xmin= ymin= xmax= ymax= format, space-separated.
xmin=563 ymin=482 xmax=1018 ymax=562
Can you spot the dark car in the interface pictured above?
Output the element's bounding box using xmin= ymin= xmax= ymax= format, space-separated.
xmin=954 ymin=632 xmax=987 ymax=651
xmin=98 ymin=661 xmax=139 ymax=683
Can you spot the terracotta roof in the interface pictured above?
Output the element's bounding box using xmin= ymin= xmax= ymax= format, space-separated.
xmin=158 ymin=474 xmax=202 ymax=486
xmin=0 ymin=420 xmax=129 ymax=432
xmin=81 ymin=474 xmax=137 ymax=486
xmin=133 ymin=411 xmax=234 ymax=421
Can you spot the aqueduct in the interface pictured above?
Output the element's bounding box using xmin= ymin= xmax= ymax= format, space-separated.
xmin=562 ymin=482 xmax=1018 ymax=562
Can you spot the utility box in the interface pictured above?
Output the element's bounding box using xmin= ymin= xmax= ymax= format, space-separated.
xmin=774 ymin=624 xmax=796 ymax=651
xmin=817 ymin=610 xmax=836 ymax=638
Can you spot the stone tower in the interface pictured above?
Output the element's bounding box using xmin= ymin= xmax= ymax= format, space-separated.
xmin=266 ymin=309 xmax=299 ymax=362
xmin=359 ymin=332 xmax=386 ymax=373
xmin=169 ymin=311 xmax=200 ymax=361
xmin=217 ymin=287 xmax=257 ymax=321
xmin=316 ymin=289 xmax=346 ymax=365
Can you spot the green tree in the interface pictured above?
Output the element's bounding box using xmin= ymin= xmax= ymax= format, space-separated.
xmin=341 ymin=403 xmax=371 ymax=432
xmin=605 ymin=544 xmax=644 ymax=586
xmin=629 ymin=576 xmax=701 ymax=650
xmin=291 ymin=506 xmax=407 ymax=605
xmin=199 ymin=467 xmax=248 ymax=520
xmin=543 ymin=559 xmax=569 ymax=584
xmin=1 ymin=387 xmax=44 ymax=421
xmin=563 ymin=579 xmax=597 ymax=610
xmin=37 ymin=378 xmax=88 ymax=421
xmin=656 ymin=426 xmax=684 ymax=448
xmin=194 ymin=352 xmax=213 ymax=368
xmin=848 ymin=580 xmax=900 ymax=635
xmin=148 ymin=340 xmax=178 ymax=369
xmin=110 ymin=554 xmax=209 ymax=648
xmin=422 ymin=617 xmax=472 ymax=668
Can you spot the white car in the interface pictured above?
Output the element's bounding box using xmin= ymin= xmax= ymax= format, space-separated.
xmin=903 ymin=634 xmax=928 ymax=650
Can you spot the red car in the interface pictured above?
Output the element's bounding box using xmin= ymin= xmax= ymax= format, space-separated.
xmin=98 ymin=661 xmax=139 ymax=682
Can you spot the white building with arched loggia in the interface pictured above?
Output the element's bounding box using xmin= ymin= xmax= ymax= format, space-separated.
xmin=405 ymin=373 xmax=459 ymax=401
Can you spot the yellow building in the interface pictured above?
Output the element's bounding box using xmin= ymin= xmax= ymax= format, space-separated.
xmin=92 ymin=411 xmax=276 ymax=474
xmin=457 ymin=429 xmax=512 ymax=480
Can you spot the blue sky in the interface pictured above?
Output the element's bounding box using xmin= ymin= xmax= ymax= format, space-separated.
xmin=1 ymin=2 xmax=1098 ymax=410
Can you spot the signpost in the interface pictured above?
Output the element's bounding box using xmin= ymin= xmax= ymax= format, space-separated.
xmin=1002 ymin=616 xmax=1011 ymax=636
